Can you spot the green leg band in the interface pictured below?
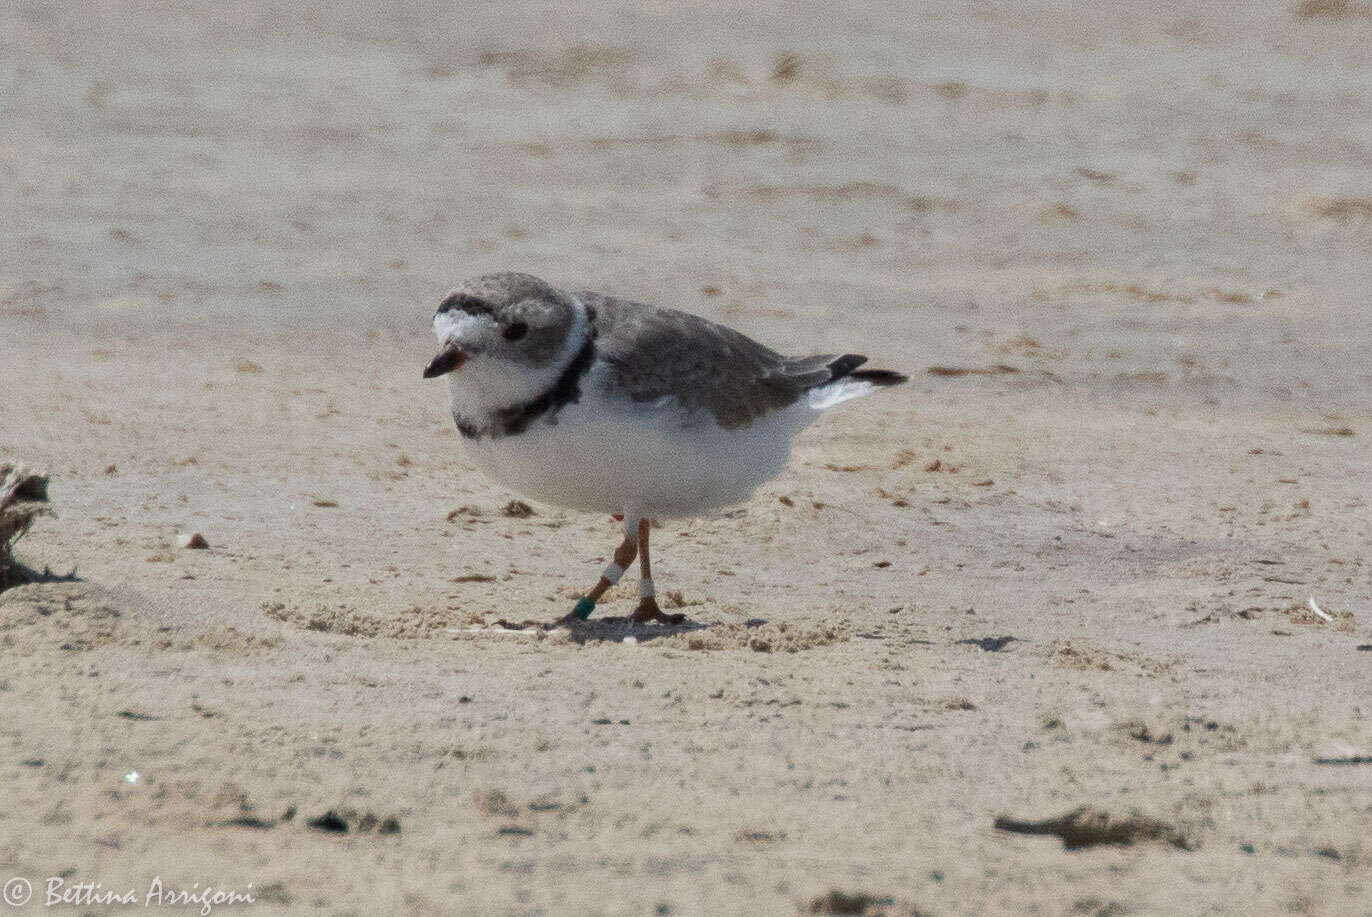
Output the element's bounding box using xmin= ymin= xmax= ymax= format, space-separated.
xmin=571 ymin=597 xmax=596 ymax=620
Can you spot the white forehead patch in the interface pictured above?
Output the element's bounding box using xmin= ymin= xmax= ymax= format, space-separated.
xmin=433 ymin=309 xmax=496 ymax=343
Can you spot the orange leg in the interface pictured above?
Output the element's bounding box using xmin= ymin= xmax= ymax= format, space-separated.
xmin=561 ymin=519 xmax=638 ymax=623
xmin=630 ymin=518 xmax=686 ymax=625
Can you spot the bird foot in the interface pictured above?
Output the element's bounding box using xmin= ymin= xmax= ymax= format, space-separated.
xmin=630 ymin=597 xmax=686 ymax=625
xmin=553 ymin=596 xmax=597 ymax=627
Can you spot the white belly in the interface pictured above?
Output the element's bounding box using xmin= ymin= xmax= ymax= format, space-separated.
xmin=457 ymin=381 xmax=819 ymax=518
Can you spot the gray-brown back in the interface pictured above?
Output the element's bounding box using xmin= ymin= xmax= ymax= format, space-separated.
xmin=578 ymin=291 xmax=840 ymax=429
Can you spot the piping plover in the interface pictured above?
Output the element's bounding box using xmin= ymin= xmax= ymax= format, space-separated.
xmin=423 ymin=272 xmax=906 ymax=625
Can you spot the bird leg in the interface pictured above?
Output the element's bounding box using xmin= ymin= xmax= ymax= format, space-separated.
xmin=630 ymin=517 xmax=686 ymax=625
xmin=563 ymin=517 xmax=639 ymax=622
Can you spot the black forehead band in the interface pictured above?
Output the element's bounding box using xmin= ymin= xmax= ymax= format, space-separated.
xmin=438 ymin=293 xmax=494 ymax=315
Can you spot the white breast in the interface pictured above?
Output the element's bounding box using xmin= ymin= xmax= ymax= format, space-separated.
xmin=458 ymin=362 xmax=821 ymax=519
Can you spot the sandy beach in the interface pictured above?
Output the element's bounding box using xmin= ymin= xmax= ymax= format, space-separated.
xmin=2 ymin=1 xmax=1371 ymax=914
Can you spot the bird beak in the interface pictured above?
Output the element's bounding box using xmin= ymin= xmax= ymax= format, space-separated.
xmin=423 ymin=343 xmax=468 ymax=379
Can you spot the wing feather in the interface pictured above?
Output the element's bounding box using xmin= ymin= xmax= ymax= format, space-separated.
xmin=578 ymin=291 xmax=864 ymax=429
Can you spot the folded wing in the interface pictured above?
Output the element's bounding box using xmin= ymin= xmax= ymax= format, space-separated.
xmin=580 ymin=291 xmax=905 ymax=429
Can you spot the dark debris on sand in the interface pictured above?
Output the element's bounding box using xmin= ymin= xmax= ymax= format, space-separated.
xmin=807 ymin=889 xmax=929 ymax=916
xmin=994 ymin=805 xmax=1194 ymax=850
xmin=305 ymin=808 xmax=401 ymax=835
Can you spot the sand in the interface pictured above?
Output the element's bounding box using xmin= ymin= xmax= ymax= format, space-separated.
xmin=2 ymin=1 xmax=1370 ymax=914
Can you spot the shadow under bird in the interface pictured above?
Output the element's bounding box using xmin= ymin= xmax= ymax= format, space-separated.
xmin=423 ymin=272 xmax=906 ymax=625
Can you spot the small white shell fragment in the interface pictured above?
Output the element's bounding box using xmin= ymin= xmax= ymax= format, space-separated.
xmin=1307 ymin=596 xmax=1332 ymax=622
xmin=622 ymin=636 xmax=638 ymax=646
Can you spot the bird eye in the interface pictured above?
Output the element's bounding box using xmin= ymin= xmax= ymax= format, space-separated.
xmin=503 ymin=321 xmax=528 ymax=341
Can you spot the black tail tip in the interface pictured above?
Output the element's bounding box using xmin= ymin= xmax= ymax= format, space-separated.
xmin=826 ymin=355 xmax=906 ymax=387
xmin=850 ymin=369 xmax=908 ymax=386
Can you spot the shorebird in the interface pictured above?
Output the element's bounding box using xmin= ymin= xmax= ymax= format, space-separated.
xmin=423 ymin=272 xmax=906 ymax=625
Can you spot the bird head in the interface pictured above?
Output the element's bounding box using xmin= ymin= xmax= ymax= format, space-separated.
xmin=424 ymin=272 xmax=585 ymax=411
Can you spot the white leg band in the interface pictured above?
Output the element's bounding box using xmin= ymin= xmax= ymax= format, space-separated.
xmin=638 ymin=577 xmax=655 ymax=598
xmin=601 ymin=563 xmax=625 ymax=585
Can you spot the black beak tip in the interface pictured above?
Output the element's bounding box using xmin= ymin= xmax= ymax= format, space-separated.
xmin=423 ymin=345 xmax=466 ymax=379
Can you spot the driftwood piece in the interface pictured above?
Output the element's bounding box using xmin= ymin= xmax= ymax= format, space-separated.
xmin=1 ymin=463 xmax=50 ymax=591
